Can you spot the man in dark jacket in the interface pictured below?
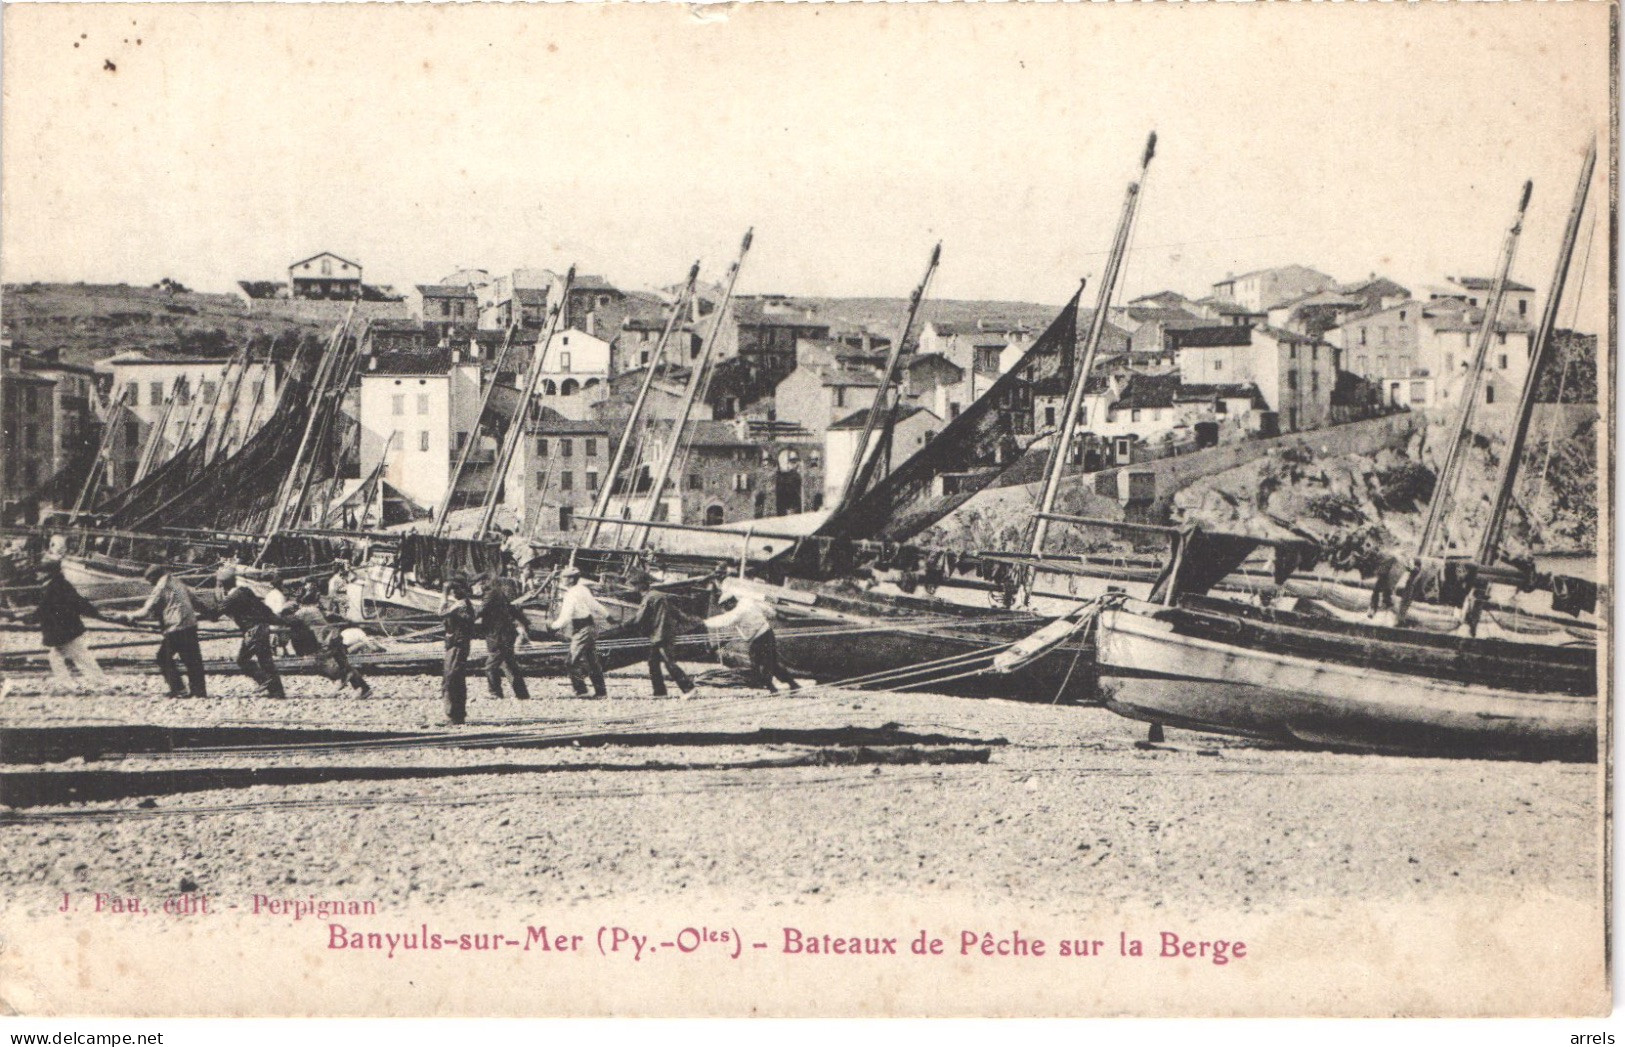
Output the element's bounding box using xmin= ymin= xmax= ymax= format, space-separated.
xmin=476 ymin=574 xmax=530 ymax=701
xmin=440 ymin=577 xmax=478 ymax=724
xmin=632 ymin=572 xmax=694 ymax=697
xmin=33 ymin=557 xmax=108 ymax=689
xmin=205 ymin=565 xmax=286 ymax=698
xmin=282 ymin=586 xmax=372 ymax=699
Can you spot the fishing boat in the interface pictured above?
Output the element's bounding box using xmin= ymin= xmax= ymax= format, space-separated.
xmin=1085 ymin=147 xmax=1603 ymax=760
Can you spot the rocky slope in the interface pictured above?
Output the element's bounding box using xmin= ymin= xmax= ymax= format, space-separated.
xmin=1171 ymin=406 xmax=1599 ymax=567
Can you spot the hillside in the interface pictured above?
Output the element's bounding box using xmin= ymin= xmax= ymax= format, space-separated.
xmin=796 ymin=296 xmax=1067 ymax=337
xmin=2 ymin=282 xmax=326 ymax=366
xmin=1170 ymin=405 xmax=1599 ymax=566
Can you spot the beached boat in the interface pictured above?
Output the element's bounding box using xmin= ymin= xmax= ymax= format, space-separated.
xmin=1086 ymin=153 xmax=1602 ymax=760
xmin=1094 ymin=593 xmax=1595 ymax=759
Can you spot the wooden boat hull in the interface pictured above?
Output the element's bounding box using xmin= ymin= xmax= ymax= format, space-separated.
xmin=1095 ymin=599 xmax=1598 ymax=761
xmin=742 ymin=583 xmax=1100 ymax=703
xmin=59 ymin=557 xmax=153 ymax=604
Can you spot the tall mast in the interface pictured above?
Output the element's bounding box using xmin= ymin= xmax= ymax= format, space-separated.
xmin=479 ymin=268 xmax=575 ymax=537
xmin=433 ymin=321 xmax=520 ymax=537
xmin=70 ymin=386 xmax=131 ymax=521
xmin=1030 ymin=131 xmax=1156 ymax=556
xmin=1476 ymin=142 xmax=1597 ymax=564
xmin=285 ymin=319 xmax=372 ymax=531
xmin=230 ymin=356 xmax=271 ymax=458
xmin=266 ymin=308 xmax=355 ymax=538
xmin=205 ymin=346 xmax=255 ymax=463
xmin=633 ymin=229 xmax=753 ymax=549
xmin=131 ymin=378 xmax=182 ymax=483
xmin=584 ymin=261 xmax=700 ymax=548
xmin=832 ymin=242 xmax=941 ymax=515
xmin=1396 ymin=179 xmax=1533 ymax=622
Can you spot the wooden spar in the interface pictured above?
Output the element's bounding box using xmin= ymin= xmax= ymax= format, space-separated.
xmin=433 ymin=322 xmax=520 ymax=537
xmin=578 ymin=512 xmax=818 ymax=547
xmin=1032 ymin=511 xmax=1182 ymax=538
xmin=479 ymin=268 xmax=575 ymax=537
xmin=69 ymin=387 xmax=131 ymax=523
xmin=274 ymin=325 xmax=354 ymax=535
xmin=1477 ymin=142 xmax=1597 ymax=565
xmin=584 ymin=262 xmax=700 ymax=549
xmin=187 ymin=349 xmax=242 ymax=469
xmin=633 ymin=230 xmax=753 ymax=550
xmin=1396 ymin=180 xmax=1533 ymax=623
xmin=337 ymin=428 xmax=397 ymax=528
xmin=205 ymin=345 xmax=256 ymax=463
xmin=131 ymin=378 xmax=183 ymax=484
xmin=263 ymin=308 xmax=356 ymax=545
xmin=832 ymin=243 xmax=942 ymax=515
xmin=230 ymin=351 xmax=273 ymax=458
xmin=166 ymin=368 xmax=213 ymax=457
xmin=286 ymin=319 xmax=373 ymax=530
xmin=1030 ymin=131 xmax=1156 ymax=557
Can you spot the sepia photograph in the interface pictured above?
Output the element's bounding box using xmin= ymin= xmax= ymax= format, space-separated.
xmin=0 ymin=0 xmax=1613 ymax=1021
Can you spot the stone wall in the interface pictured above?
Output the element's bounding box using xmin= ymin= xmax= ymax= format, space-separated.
xmin=239 ymin=298 xmax=410 ymax=324
xmin=946 ymin=409 xmax=1423 ymax=529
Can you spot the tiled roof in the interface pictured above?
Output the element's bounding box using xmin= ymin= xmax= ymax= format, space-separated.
xmin=829 ymin=403 xmax=931 ymax=431
xmin=903 ymin=352 xmax=964 ymax=376
xmin=686 ymin=420 xmax=759 ymax=448
xmin=363 ymin=349 xmax=461 ymax=375
xmin=821 ymin=368 xmax=884 ymax=388
xmin=1176 ymin=382 xmax=1268 ymax=408
xmin=416 ymin=283 xmax=478 ymax=299
xmin=570 ymin=274 xmax=620 ymax=294
xmin=1112 ymin=372 xmax=1181 ymax=410
xmin=290 ymin=252 xmax=361 ymax=271
xmin=1167 ymin=326 xmax=1253 ymax=350
xmin=1452 ymin=276 xmax=1536 ymax=293
xmin=527 ymin=405 xmax=609 ymax=435
xmin=1218 ymin=263 xmax=1334 ymax=285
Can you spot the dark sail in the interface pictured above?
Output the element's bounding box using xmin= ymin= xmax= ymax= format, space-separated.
xmin=97 ymin=333 xmax=336 ymax=534
xmin=813 ymin=288 xmax=1082 ymax=544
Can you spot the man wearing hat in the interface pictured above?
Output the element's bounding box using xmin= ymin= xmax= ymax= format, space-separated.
xmin=31 ymin=557 xmax=109 ymax=689
xmin=476 ymin=573 xmax=531 ymax=701
xmin=704 ymin=578 xmax=799 ymax=694
xmin=439 ymin=577 xmax=478 ymax=724
xmin=631 ymin=571 xmax=695 ymax=698
xmin=549 ymin=565 xmax=609 ymax=698
xmin=112 ymin=564 xmax=206 ymax=698
xmin=203 ymin=565 xmax=286 ymax=699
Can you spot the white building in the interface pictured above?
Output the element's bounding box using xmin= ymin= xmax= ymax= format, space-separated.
xmin=1210 ymin=264 xmax=1337 ymax=313
xmin=357 ymin=349 xmax=484 ymax=513
xmin=1170 ymin=325 xmax=1337 ymax=432
xmin=97 ymin=351 xmax=282 ymax=460
xmin=1327 ymin=297 xmax=1532 ymax=411
xmin=823 ymin=403 xmax=941 ymax=508
xmin=534 ymin=328 xmax=612 ymax=420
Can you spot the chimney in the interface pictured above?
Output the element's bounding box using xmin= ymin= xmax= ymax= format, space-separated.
xmin=368 ymin=356 xmax=378 ymax=372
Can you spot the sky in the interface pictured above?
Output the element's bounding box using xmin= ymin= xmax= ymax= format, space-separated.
xmin=2 ymin=2 xmax=1613 ymax=332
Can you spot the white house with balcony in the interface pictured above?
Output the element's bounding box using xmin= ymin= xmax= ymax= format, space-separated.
xmin=534 ymin=328 xmax=611 ymax=421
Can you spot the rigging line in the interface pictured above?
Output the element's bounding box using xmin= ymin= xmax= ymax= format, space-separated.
xmin=1116 ymin=151 xmax=1153 ymax=315
xmin=1533 ymin=206 xmax=1600 ymax=493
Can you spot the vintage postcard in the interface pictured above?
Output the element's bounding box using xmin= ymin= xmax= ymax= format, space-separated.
xmin=0 ymin=0 xmax=1613 ymax=1019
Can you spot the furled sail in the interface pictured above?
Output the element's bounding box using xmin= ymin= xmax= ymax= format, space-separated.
xmin=812 ymin=287 xmax=1082 ymax=544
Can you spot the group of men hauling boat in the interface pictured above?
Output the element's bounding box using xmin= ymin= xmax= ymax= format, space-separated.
xmin=11 ymin=553 xmax=799 ymax=726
